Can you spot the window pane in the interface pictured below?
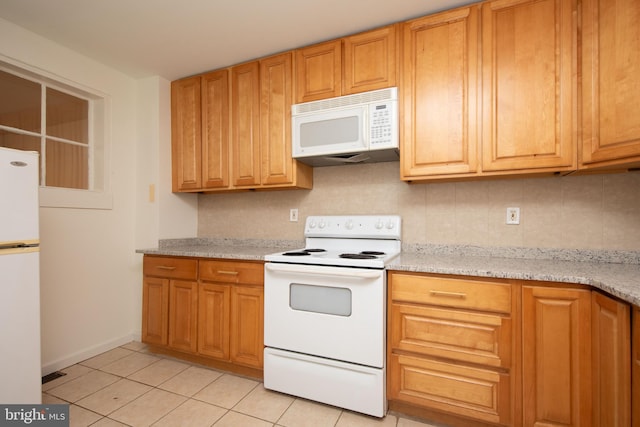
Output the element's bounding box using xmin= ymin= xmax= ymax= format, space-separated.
xmin=0 ymin=70 xmax=41 ymax=132
xmin=0 ymin=129 xmax=41 ymax=153
xmin=45 ymin=139 xmax=88 ymax=189
xmin=46 ymin=88 xmax=88 ymax=144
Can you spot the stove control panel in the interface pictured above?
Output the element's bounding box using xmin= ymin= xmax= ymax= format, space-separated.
xmin=305 ymin=215 xmax=401 ymax=239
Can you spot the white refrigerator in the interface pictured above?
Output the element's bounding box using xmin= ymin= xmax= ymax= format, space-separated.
xmin=0 ymin=147 xmax=42 ymax=404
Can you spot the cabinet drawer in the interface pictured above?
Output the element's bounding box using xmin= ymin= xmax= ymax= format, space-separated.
xmin=143 ymin=256 xmax=197 ymax=280
xmin=390 ymin=273 xmax=512 ymax=314
xmin=389 ymin=353 xmax=511 ymax=426
xmin=200 ymin=260 xmax=263 ymax=285
xmin=390 ymin=303 xmax=511 ymax=368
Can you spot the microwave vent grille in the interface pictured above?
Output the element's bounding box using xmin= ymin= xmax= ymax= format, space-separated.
xmin=293 ymin=87 xmax=397 ymax=115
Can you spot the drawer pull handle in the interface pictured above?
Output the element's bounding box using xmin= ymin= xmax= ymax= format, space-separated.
xmin=217 ymin=270 xmax=239 ymax=275
xmin=430 ymin=290 xmax=467 ymax=299
xmin=156 ymin=266 xmax=176 ymax=271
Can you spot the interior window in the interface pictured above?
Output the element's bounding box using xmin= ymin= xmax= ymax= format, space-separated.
xmin=0 ymin=69 xmax=93 ymax=190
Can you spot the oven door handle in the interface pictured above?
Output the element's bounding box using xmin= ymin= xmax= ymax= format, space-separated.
xmin=265 ymin=263 xmax=381 ymax=279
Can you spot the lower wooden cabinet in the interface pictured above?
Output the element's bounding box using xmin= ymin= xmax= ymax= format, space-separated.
xmin=141 ymin=276 xmax=168 ymax=346
xmin=168 ymin=280 xmax=198 ymax=353
xmin=142 ymin=256 xmax=197 ymax=348
xmin=390 ymin=353 xmax=511 ymax=425
xmin=522 ymin=285 xmax=592 ymax=427
xmin=230 ymin=285 xmax=263 ymax=368
xmin=388 ymin=272 xmax=516 ymax=426
xmin=592 ymin=292 xmax=631 ymax=427
xmin=197 ymin=259 xmax=264 ymax=369
xmin=389 ymin=272 xmax=634 ymax=427
xmin=142 ymin=255 xmax=264 ymax=372
xmin=197 ymin=283 xmax=230 ymax=359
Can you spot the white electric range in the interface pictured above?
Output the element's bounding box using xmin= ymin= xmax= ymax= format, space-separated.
xmin=263 ymin=215 xmax=401 ymax=417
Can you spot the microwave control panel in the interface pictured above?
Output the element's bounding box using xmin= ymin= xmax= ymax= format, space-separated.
xmin=369 ymin=101 xmax=398 ymax=149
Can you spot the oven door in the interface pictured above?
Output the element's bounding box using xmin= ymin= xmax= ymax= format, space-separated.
xmin=264 ymin=262 xmax=385 ymax=368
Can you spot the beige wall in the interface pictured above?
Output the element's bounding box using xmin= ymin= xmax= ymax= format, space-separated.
xmin=199 ymin=162 xmax=640 ymax=251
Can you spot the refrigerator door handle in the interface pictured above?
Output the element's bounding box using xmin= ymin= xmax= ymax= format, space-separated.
xmin=0 ymin=242 xmax=39 ymax=250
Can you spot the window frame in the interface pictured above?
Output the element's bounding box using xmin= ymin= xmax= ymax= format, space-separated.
xmin=0 ymin=59 xmax=112 ymax=210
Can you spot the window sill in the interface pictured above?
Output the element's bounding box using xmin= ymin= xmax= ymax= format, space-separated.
xmin=39 ymin=187 xmax=113 ymax=210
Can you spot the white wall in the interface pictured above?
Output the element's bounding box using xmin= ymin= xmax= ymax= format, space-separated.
xmin=0 ymin=17 xmax=197 ymax=375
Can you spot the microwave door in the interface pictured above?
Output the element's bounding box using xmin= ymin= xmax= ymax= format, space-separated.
xmin=293 ymin=106 xmax=366 ymax=158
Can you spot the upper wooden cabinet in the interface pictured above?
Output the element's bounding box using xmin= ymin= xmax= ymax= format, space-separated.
xmin=171 ymin=76 xmax=203 ymax=192
xmin=172 ymin=70 xmax=230 ymax=192
xmin=401 ymin=6 xmax=479 ymax=180
xmin=171 ymin=57 xmax=311 ymax=193
xmin=201 ymin=71 xmax=230 ymax=189
xmin=231 ymin=61 xmax=261 ymax=188
xmin=295 ymin=25 xmax=398 ymax=103
xmin=343 ymin=25 xmax=398 ymax=95
xmin=481 ymin=0 xmax=576 ymax=173
xmin=580 ymin=0 xmax=640 ymax=170
xmin=295 ymin=40 xmax=342 ymax=103
xmin=402 ymin=0 xmax=576 ymax=182
xmin=260 ymin=52 xmax=312 ymax=188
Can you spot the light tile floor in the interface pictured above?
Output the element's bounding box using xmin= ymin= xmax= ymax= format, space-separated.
xmin=42 ymin=342 xmax=444 ymax=427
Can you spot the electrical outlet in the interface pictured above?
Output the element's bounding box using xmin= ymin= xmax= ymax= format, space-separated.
xmin=506 ymin=207 xmax=520 ymax=225
xmin=289 ymin=208 xmax=299 ymax=222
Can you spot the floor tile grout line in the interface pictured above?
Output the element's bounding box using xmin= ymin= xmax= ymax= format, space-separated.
xmin=48 ymin=342 xmax=435 ymax=427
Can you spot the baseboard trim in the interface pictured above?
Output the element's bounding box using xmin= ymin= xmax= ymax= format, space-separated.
xmin=41 ymin=333 xmax=138 ymax=376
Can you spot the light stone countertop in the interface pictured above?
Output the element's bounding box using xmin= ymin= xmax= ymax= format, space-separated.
xmin=137 ymin=238 xmax=640 ymax=307
xmin=136 ymin=238 xmax=304 ymax=261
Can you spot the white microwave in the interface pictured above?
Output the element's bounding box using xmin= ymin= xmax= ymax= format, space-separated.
xmin=292 ymin=87 xmax=398 ymax=167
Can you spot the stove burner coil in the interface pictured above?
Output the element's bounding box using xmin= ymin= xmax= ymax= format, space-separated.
xmin=339 ymin=253 xmax=377 ymax=259
xmin=282 ymin=251 xmax=311 ymax=256
xmin=303 ymin=248 xmax=327 ymax=253
xmin=360 ymin=251 xmax=386 ymax=256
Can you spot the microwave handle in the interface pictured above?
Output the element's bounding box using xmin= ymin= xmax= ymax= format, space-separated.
xmin=265 ymin=263 xmax=381 ymax=280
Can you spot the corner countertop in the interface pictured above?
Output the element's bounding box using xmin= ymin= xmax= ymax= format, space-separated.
xmin=137 ymin=239 xmax=640 ymax=307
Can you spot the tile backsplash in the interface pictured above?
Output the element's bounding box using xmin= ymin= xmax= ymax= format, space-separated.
xmin=198 ymin=162 xmax=640 ymax=251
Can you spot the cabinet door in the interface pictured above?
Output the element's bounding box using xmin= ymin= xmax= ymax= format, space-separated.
xmin=168 ymin=280 xmax=198 ymax=353
xmin=142 ymin=276 xmax=169 ymax=346
xmin=295 ymin=40 xmax=342 ymax=103
xmin=343 ymin=25 xmax=397 ymax=95
xmin=198 ymin=282 xmax=230 ymax=360
xmin=260 ymin=52 xmax=295 ymax=186
xmin=581 ymin=0 xmax=640 ymax=168
xmin=592 ymin=292 xmax=631 ymax=427
xmin=401 ymin=6 xmax=479 ymax=180
xmin=201 ymin=70 xmax=230 ymax=189
xmin=230 ymin=285 xmax=264 ymax=368
xmin=171 ymin=76 xmax=202 ymax=191
xmin=481 ymin=0 xmax=576 ymax=172
xmin=522 ymin=286 xmax=591 ymax=427
xmin=231 ymin=61 xmax=261 ymax=187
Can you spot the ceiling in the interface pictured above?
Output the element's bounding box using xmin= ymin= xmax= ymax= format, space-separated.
xmin=0 ymin=0 xmax=471 ymax=81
